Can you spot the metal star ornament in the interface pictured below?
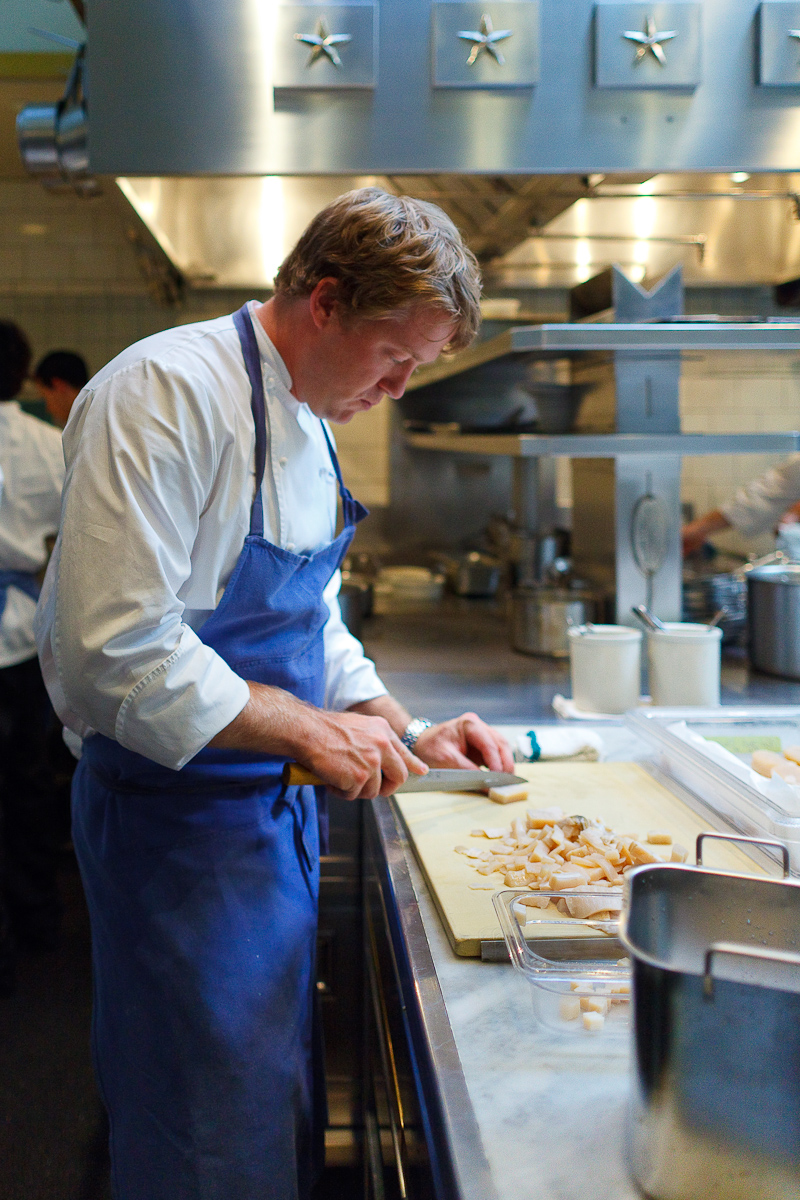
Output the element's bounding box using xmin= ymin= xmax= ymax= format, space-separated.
xmin=457 ymin=14 xmax=513 ymax=66
xmin=623 ymin=16 xmax=678 ymax=66
xmin=294 ymin=17 xmax=352 ymax=68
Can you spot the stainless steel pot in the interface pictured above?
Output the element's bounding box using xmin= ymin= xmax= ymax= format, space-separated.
xmin=746 ymin=560 xmax=800 ymax=679
xmin=445 ymin=551 xmax=501 ymax=598
xmin=620 ymin=836 xmax=800 ymax=1200
xmin=509 ymin=586 xmax=592 ymax=657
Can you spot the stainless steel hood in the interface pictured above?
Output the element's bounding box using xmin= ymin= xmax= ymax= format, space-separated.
xmin=89 ymin=0 xmax=800 ymax=176
xmin=116 ymin=171 xmax=800 ymax=292
xmin=116 ymin=173 xmax=588 ymax=288
xmin=487 ymin=173 xmax=800 ymax=289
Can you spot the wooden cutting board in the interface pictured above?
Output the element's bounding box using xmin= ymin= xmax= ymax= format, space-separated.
xmin=395 ymin=760 xmax=765 ymax=957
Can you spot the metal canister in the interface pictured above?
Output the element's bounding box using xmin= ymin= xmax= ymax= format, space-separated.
xmin=509 ymin=586 xmax=592 ymax=657
xmin=620 ymin=844 xmax=800 ymax=1200
xmin=746 ymin=561 xmax=800 ymax=679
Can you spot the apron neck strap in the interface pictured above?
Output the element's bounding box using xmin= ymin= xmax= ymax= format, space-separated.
xmin=232 ymin=304 xmax=267 ymax=538
xmin=319 ymin=420 xmax=349 ymax=501
xmin=233 ymin=302 xmax=369 ymax=537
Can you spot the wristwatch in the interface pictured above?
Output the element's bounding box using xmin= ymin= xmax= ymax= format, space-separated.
xmin=401 ymin=717 xmax=433 ymax=750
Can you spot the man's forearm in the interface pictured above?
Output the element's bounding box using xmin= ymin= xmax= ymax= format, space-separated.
xmin=208 ymin=681 xmax=316 ymax=756
xmin=682 ymin=509 xmax=730 ymax=555
xmin=347 ymin=694 xmax=412 ymax=740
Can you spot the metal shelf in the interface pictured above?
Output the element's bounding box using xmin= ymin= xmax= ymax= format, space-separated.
xmin=510 ymin=322 xmax=800 ymax=353
xmin=404 ymin=431 xmax=800 ymax=458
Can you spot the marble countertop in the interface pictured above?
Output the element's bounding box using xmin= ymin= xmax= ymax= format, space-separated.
xmin=381 ymin=724 xmax=658 ymax=1200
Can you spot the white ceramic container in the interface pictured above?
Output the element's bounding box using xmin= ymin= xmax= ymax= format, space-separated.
xmin=647 ymin=622 xmax=722 ymax=707
xmin=567 ymin=624 xmax=642 ymax=714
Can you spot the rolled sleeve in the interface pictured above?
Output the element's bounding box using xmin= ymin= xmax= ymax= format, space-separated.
xmin=720 ymin=454 xmax=800 ymax=538
xmin=322 ymin=571 xmax=387 ymax=711
xmin=115 ymin=630 xmax=250 ymax=769
xmin=49 ymin=361 xmax=250 ymax=770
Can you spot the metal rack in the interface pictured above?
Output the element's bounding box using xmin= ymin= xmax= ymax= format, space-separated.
xmin=405 ymin=318 xmax=800 ymax=624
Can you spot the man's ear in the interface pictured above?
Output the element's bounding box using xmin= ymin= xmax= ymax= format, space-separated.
xmin=308 ymin=277 xmax=340 ymax=330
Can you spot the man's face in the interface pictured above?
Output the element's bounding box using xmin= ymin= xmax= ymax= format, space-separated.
xmin=34 ymin=377 xmax=79 ymax=428
xmin=301 ymin=303 xmax=457 ymax=424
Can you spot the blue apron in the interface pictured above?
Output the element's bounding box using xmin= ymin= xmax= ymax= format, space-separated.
xmin=0 ymin=569 xmax=40 ymax=621
xmin=71 ymin=304 xmax=368 ymax=1200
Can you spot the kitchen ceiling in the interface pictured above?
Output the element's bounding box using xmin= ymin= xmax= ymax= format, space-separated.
xmin=116 ymin=172 xmax=800 ymax=293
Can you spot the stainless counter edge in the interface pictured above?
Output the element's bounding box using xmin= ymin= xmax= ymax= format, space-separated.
xmin=368 ymin=797 xmax=499 ymax=1200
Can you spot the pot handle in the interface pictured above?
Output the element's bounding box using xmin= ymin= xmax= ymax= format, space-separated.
xmin=735 ymin=548 xmax=788 ymax=580
xmin=703 ymin=940 xmax=800 ymax=999
xmin=695 ymin=831 xmax=790 ymax=878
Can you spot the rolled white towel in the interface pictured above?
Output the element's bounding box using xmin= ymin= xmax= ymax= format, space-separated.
xmin=514 ymin=727 xmax=605 ymax=763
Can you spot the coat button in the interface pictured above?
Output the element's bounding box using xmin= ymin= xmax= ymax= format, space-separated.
xmin=286 ymin=542 xmax=295 ymax=551
xmin=278 ymin=456 xmax=288 ymax=468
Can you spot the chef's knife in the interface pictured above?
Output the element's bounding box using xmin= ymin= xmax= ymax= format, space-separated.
xmin=282 ymin=763 xmax=526 ymax=794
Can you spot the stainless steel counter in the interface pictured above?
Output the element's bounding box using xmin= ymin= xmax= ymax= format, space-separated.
xmin=362 ymin=722 xmax=766 ymax=1200
xmin=359 ymin=605 xmax=800 ymax=1198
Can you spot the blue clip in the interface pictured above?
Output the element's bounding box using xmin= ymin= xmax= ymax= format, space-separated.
xmin=526 ymin=730 xmax=541 ymax=762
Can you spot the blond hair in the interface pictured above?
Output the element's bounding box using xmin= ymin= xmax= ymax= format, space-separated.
xmin=274 ymin=187 xmax=481 ymax=351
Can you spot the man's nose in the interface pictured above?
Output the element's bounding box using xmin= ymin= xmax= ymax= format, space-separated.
xmin=380 ymin=362 xmax=416 ymax=400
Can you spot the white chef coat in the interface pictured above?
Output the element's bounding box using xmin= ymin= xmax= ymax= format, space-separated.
xmin=35 ymin=303 xmax=387 ymax=771
xmin=720 ymin=454 xmax=800 ymax=538
xmin=0 ymin=402 xmax=64 ymax=668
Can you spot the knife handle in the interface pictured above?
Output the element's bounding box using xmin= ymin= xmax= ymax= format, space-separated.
xmin=283 ymin=762 xmax=324 ymax=788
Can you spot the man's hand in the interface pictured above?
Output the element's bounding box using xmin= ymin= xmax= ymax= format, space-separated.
xmin=295 ymin=709 xmax=427 ymax=802
xmin=209 ymin=682 xmax=427 ymax=801
xmin=414 ymin=713 xmax=514 ymax=773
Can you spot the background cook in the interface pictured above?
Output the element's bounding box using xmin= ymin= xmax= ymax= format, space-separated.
xmin=682 ymin=454 xmax=800 ymax=555
xmin=0 ymin=321 xmax=64 ymax=996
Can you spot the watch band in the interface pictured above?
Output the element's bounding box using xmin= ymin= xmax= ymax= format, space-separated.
xmin=401 ymin=717 xmax=433 ymax=750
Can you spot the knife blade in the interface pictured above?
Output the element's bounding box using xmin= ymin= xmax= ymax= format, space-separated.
xmin=282 ymin=763 xmax=526 ymax=794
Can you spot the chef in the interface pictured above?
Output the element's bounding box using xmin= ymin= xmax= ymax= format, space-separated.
xmin=32 ymin=349 xmax=89 ymax=428
xmin=36 ymin=188 xmax=513 ymax=1200
xmin=682 ymin=455 xmax=800 ymax=554
xmin=0 ymin=321 xmax=65 ymax=995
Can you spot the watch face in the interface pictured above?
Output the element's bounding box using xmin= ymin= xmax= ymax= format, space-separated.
xmin=402 ymin=718 xmax=432 ymax=746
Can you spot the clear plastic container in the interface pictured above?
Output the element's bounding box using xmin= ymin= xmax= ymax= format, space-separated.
xmin=627 ymin=705 xmax=800 ymax=875
xmin=493 ymin=888 xmax=631 ymax=1041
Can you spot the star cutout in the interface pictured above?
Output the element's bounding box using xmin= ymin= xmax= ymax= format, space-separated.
xmin=622 ymin=16 xmax=678 ymax=66
xmin=294 ymin=18 xmax=351 ymax=68
xmin=457 ymin=14 xmax=513 ymax=66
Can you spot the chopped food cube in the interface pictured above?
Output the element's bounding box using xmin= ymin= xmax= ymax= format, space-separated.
xmin=785 ymin=745 xmax=800 ymax=766
xmin=582 ymin=1010 xmax=605 ymax=1033
xmin=525 ymin=807 xmax=565 ymax=827
xmin=629 ymin=840 xmax=661 ymax=865
xmin=671 ymin=844 xmax=688 ymax=863
xmin=752 ymin=750 xmax=789 ymax=778
xmin=488 ymin=782 xmax=531 ymax=804
xmin=559 ymin=996 xmax=581 ymax=1022
xmin=580 ymin=996 xmax=609 ymax=1015
xmin=647 ymin=830 xmax=672 ymax=845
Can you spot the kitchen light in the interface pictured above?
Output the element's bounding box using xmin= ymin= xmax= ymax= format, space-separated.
xmin=259 ymin=177 xmax=286 ymax=285
xmin=730 ymin=172 xmax=750 ymax=183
